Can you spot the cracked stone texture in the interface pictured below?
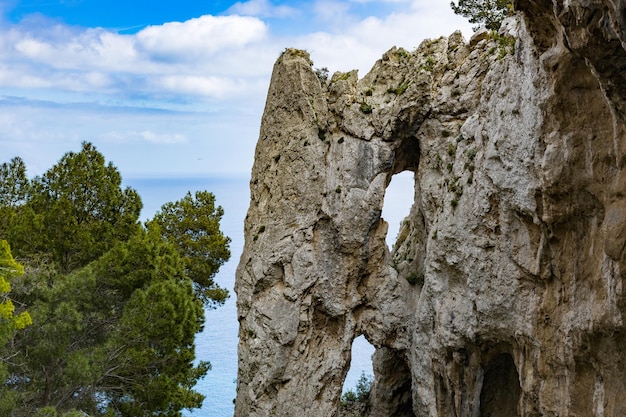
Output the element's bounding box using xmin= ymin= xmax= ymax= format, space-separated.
xmin=234 ymin=1 xmax=626 ymax=416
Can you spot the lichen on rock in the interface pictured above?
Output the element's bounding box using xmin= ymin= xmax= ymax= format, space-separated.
xmin=235 ymin=1 xmax=626 ymax=416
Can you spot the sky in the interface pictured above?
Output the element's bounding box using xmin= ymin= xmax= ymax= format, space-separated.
xmin=0 ymin=0 xmax=473 ymax=179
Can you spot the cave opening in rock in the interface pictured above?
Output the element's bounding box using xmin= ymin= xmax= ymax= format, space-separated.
xmin=479 ymin=353 xmax=521 ymax=417
xmin=370 ymin=347 xmax=416 ymax=417
xmin=382 ymin=170 xmax=415 ymax=249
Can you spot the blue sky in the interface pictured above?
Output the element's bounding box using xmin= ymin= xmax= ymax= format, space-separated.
xmin=0 ymin=0 xmax=472 ymax=178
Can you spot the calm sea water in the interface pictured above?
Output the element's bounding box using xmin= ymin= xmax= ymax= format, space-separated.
xmin=124 ymin=172 xmax=414 ymax=417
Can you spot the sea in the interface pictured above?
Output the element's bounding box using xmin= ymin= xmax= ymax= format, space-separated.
xmin=124 ymin=171 xmax=414 ymax=417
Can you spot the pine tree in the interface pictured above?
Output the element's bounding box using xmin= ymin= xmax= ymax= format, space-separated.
xmin=450 ymin=0 xmax=511 ymax=31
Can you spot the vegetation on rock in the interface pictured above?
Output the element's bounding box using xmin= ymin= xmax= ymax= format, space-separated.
xmin=340 ymin=373 xmax=373 ymax=417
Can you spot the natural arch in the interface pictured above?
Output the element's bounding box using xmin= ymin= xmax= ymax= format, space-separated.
xmin=236 ymin=8 xmax=626 ymax=417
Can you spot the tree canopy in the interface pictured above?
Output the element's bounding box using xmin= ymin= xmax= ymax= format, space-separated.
xmin=27 ymin=141 xmax=142 ymax=272
xmin=450 ymin=0 xmax=511 ymax=31
xmin=0 ymin=240 xmax=32 ymax=414
xmin=0 ymin=142 xmax=230 ymax=416
xmin=0 ymin=157 xmax=30 ymax=208
xmin=13 ymin=230 xmax=208 ymax=415
xmin=148 ymin=191 xmax=231 ymax=306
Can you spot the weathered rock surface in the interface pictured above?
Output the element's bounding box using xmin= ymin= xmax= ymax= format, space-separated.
xmin=234 ymin=1 xmax=626 ymax=416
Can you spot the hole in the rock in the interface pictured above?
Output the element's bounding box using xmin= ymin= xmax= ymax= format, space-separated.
xmin=340 ymin=336 xmax=374 ymax=416
xmin=343 ymin=335 xmax=375 ymax=394
xmin=382 ymin=171 xmax=415 ymax=248
xmin=479 ymin=353 xmax=521 ymax=417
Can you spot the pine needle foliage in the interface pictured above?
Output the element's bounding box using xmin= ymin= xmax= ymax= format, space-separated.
xmin=450 ymin=0 xmax=511 ymax=31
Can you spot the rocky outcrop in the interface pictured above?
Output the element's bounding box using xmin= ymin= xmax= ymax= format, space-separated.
xmin=234 ymin=1 xmax=626 ymax=416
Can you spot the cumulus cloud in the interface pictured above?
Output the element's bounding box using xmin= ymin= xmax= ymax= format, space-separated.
xmin=153 ymin=75 xmax=240 ymax=98
xmin=312 ymin=0 xmax=354 ymax=25
xmin=227 ymin=0 xmax=298 ymax=18
xmin=295 ymin=0 xmax=473 ymax=74
xmin=0 ymin=1 xmax=475 ymax=176
xmin=0 ymin=13 xmax=272 ymax=100
xmin=0 ymin=1 xmax=472 ymax=102
xmin=135 ymin=15 xmax=268 ymax=60
xmin=13 ymin=29 xmax=136 ymax=71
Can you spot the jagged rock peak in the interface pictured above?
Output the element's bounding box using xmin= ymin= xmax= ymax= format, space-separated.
xmin=235 ymin=1 xmax=626 ymax=416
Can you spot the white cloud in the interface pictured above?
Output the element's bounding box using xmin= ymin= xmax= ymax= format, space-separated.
xmin=102 ymin=130 xmax=187 ymax=144
xmin=135 ymin=15 xmax=268 ymax=60
xmin=154 ymin=75 xmax=239 ymax=98
xmin=227 ymin=0 xmax=298 ymax=18
xmin=9 ymin=15 xmax=269 ymax=73
xmin=0 ymin=13 xmax=273 ymax=100
xmin=11 ymin=27 xmax=137 ymax=73
xmin=14 ymin=37 xmax=48 ymax=58
xmin=295 ymin=1 xmax=473 ymax=74
xmin=0 ymin=1 xmax=471 ymax=101
xmin=313 ymin=0 xmax=354 ymax=25
xmin=139 ymin=130 xmax=186 ymax=144
xmin=0 ymin=100 xmax=261 ymax=177
xmin=0 ymin=0 xmax=475 ymax=177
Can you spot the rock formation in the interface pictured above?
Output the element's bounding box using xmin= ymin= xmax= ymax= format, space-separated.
xmin=234 ymin=1 xmax=626 ymax=416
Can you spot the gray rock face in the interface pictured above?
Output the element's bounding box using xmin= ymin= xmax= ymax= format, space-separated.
xmin=234 ymin=1 xmax=626 ymax=416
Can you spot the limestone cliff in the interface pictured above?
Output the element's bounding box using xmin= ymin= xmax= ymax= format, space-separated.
xmin=234 ymin=1 xmax=626 ymax=416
